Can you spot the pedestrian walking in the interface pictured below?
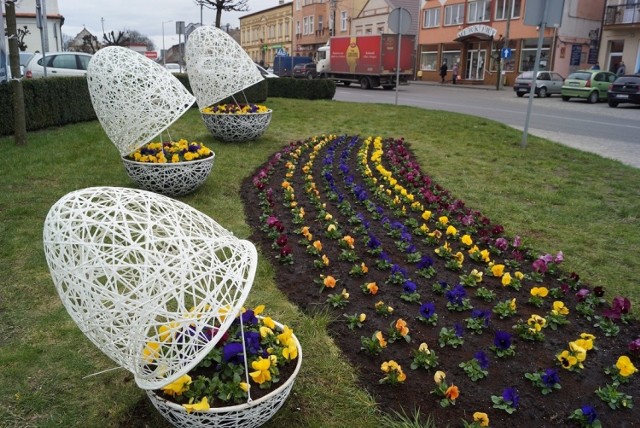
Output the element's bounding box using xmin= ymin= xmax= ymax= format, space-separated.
xmin=452 ymin=62 xmax=459 ymax=84
xmin=439 ymin=62 xmax=448 ymax=83
xmin=616 ymin=61 xmax=626 ymax=76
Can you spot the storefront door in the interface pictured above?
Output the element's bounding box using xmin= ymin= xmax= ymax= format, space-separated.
xmin=465 ymin=50 xmax=485 ymax=80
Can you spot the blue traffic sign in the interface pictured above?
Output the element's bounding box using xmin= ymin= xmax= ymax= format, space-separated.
xmin=501 ymin=48 xmax=512 ymax=59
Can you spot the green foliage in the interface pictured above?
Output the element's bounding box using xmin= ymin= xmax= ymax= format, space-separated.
xmin=0 ymin=77 xmax=97 ymax=136
xmin=266 ymin=77 xmax=336 ymax=99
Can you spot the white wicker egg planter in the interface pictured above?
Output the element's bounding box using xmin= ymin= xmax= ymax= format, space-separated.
xmin=43 ymin=187 xmax=258 ymax=390
xmin=147 ymin=320 xmax=302 ymax=428
xmin=121 ymin=155 xmax=215 ymax=196
xmin=201 ymin=110 xmax=272 ymax=142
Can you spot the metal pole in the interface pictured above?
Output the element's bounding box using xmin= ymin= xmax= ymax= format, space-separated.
xmin=522 ymin=0 xmax=550 ymax=148
xmin=162 ymin=20 xmax=172 ymax=66
xmin=35 ymin=0 xmax=47 ymax=77
xmin=498 ymin=0 xmax=512 ymax=90
xmin=394 ymin=9 xmax=404 ymax=106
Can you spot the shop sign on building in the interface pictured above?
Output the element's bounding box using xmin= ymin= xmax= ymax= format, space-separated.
xmin=456 ymin=25 xmax=497 ymax=40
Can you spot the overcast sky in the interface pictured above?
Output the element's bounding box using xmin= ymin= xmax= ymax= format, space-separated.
xmin=57 ymin=0 xmax=284 ymax=52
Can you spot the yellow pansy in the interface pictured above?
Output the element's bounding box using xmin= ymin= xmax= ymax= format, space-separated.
xmin=161 ymin=374 xmax=192 ymax=397
xmin=182 ymin=396 xmax=210 ymax=413
xmin=461 ymin=234 xmax=473 ymax=246
xmin=616 ymin=356 xmax=637 ymax=377
xmin=491 ymin=264 xmax=505 ymax=277
xmin=249 ymin=357 xmax=272 ymax=384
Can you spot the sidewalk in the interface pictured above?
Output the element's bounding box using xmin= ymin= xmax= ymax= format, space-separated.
xmin=410 ymin=79 xmax=502 ymax=91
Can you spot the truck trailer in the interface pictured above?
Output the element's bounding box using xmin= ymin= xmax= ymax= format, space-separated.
xmin=317 ymin=34 xmax=416 ymax=89
xmin=273 ymin=55 xmax=313 ymax=77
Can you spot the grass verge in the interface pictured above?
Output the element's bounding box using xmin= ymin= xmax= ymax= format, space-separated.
xmin=0 ymin=98 xmax=638 ymax=427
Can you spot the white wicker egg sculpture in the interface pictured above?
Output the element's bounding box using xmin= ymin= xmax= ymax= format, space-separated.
xmin=87 ymin=46 xmax=196 ymax=156
xmin=43 ymin=187 xmax=257 ymax=390
xmin=185 ymin=25 xmax=264 ymax=110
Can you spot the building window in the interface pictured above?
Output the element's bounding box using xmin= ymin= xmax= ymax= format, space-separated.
xmin=444 ymin=4 xmax=464 ymax=26
xmin=303 ymin=17 xmax=309 ymax=35
xmin=468 ymin=0 xmax=491 ymax=23
xmin=296 ymin=0 xmax=301 ymax=11
xmin=442 ymin=51 xmax=461 ymax=69
xmin=420 ymin=51 xmax=438 ymax=71
xmin=520 ymin=38 xmax=551 ymax=71
xmin=318 ymin=15 xmax=323 ymax=32
xmin=296 ymin=20 xmax=301 ymax=35
xmin=377 ymin=23 xmax=385 ymax=34
xmin=423 ymin=8 xmax=440 ymax=28
xmin=495 ymin=0 xmax=521 ymax=20
xmin=341 ymin=11 xmax=348 ymax=31
xmin=269 ymin=25 xmax=275 ymax=39
xmin=309 ymin=16 xmax=314 ymax=34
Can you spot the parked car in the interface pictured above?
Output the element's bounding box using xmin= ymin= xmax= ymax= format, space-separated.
xmin=292 ymin=62 xmax=317 ymax=79
xmin=561 ymin=70 xmax=617 ymax=103
xmin=256 ymin=64 xmax=278 ymax=79
xmin=24 ymin=52 xmax=92 ymax=78
xmin=607 ymin=74 xmax=640 ymax=107
xmin=513 ymin=71 xmax=564 ymax=97
xmin=164 ymin=63 xmax=182 ymax=74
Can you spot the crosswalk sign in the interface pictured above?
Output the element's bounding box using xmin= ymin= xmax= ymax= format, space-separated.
xmin=275 ymin=48 xmax=287 ymax=57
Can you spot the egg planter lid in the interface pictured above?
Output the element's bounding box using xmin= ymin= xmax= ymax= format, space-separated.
xmin=87 ymin=47 xmax=196 ymax=157
xmin=43 ymin=187 xmax=258 ymax=390
xmin=185 ymin=25 xmax=264 ymax=110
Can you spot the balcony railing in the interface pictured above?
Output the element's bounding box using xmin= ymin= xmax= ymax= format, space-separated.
xmin=605 ymin=2 xmax=640 ymax=25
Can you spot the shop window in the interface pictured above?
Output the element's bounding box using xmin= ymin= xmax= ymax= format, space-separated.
xmin=442 ymin=51 xmax=461 ymax=70
xmin=468 ymin=0 xmax=491 ymax=23
xmin=519 ymin=38 xmax=551 ymax=71
xmin=445 ymin=4 xmax=464 ymax=26
xmin=420 ymin=51 xmax=438 ymax=71
xmin=423 ymin=8 xmax=440 ymax=28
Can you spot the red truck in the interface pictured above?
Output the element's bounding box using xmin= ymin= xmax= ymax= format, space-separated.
xmin=316 ymin=34 xmax=416 ymax=89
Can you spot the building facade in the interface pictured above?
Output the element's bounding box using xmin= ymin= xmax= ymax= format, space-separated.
xmin=240 ymin=1 xmax=294 ymax=67
xmin=600 ymin=0 xmax=640 ymax=74
xmin=2 ymin=0 xmax=65 ymax=53
xmin=417 ymin=0 xmax=606 ymax=85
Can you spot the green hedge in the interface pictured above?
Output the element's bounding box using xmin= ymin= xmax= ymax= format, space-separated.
xmin=0 ymin=77 xmax=96 ymax=136
xmin=0 ymin=74 xmax=333 ymax=137
xmin=267 ymin=77 xmax=336 ymax=100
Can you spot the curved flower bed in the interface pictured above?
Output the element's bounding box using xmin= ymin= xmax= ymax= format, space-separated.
xmin=242 ymin=135 xmax=639 ymax=427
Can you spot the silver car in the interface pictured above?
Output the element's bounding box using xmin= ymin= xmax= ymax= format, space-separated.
xmin=24 ymin=52 xmax=92 ymax=79
xmin=513 ymin=71 xmax=564 ymax=98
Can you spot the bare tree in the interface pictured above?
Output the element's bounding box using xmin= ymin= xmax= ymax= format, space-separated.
xmin=82 ymin=34 xmax=100 ymax=53
xmin=193 ymin=0 xmax=249 ymax=28
xmin=4 ymin=25 xmax=30 ymax=51
xmin=124 ymin=29 xmax=156 ymax=51
xmin=102 ymin=30 xmax=130 ymax=47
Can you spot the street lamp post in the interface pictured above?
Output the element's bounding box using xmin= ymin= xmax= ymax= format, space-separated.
xmin=162 ymin=20 xmax=173 ymax=66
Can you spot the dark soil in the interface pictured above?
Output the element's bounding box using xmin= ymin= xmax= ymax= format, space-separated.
xmin=240 ymin=135 xmax=639 ymax=428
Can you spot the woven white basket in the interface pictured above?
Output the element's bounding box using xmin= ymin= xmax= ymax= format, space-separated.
xmin=121 ymin=155 xmax=215 ymax=196
xmin=185 ymin=25 xmax=264 ymax=110
xmin=201 ymin=110 xmax=272 ymax=142
xmin=87 ymin=47 xmax=196 ymax=157
xmin=146 ymin=320 xmax=302 ymax=428
xmin=43 ymin=187 xmax=257 ymax=390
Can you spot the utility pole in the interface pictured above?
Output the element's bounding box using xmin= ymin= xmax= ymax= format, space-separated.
xmin=6 ymin=0 xmax=27 ymax=145
xmin=498 ymin=0 xmax=512 ymax=91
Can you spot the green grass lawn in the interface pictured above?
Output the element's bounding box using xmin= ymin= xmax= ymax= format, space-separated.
xmin=0 ymin=98 xmax=638 ymax=427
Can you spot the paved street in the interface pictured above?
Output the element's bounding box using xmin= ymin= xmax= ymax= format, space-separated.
xmin=333 ymin=82 xmax=640 ymax=168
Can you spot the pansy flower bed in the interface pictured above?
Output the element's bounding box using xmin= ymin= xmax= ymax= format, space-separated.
xmin=241 ymin=135 xmax=639 ymax=427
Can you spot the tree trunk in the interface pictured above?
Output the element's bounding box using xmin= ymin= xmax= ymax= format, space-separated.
xmin=6 ymin=1 xmax=27 ymax=146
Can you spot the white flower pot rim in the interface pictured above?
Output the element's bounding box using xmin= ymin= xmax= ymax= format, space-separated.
xmin=200 ymin=108 xmax=273 ymax=115
xmin=121 ymin=153 xmax=216 ymax=166
xmin=150 ymin=318 xmax=302 ymax=414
